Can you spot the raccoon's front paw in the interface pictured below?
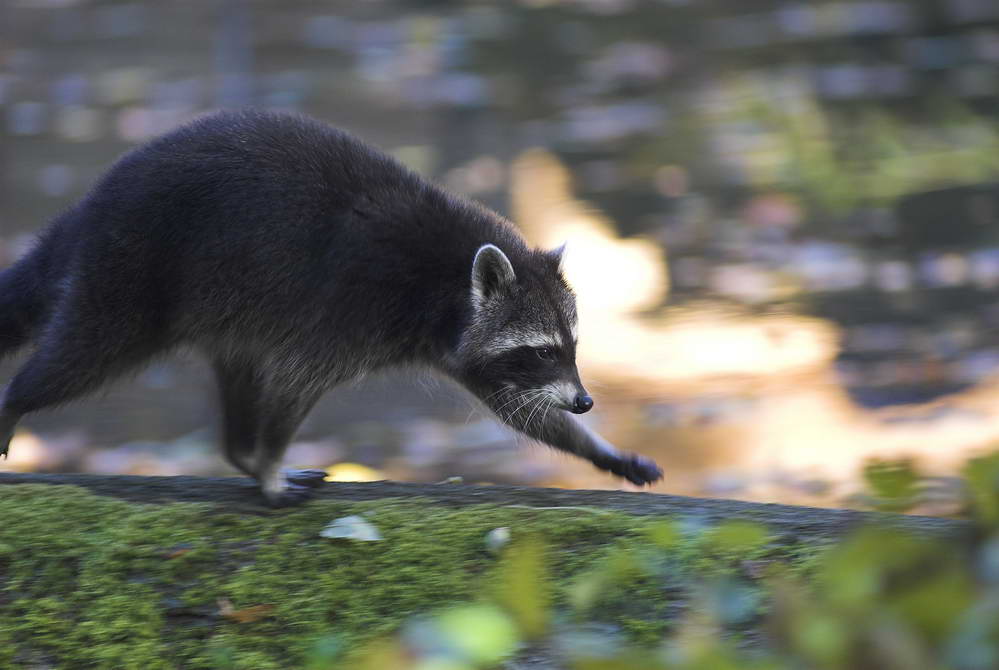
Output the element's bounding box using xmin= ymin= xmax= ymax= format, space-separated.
xmin=265 ymin=483 xmax=315 ymax=508
xmin=283 ymin=469 xmax=328 ymax=488
xmin=610 ymin=453 xmax=663 ymax=487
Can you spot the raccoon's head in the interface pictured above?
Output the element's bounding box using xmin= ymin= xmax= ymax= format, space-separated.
xmin=456 ymin=243 xmax=593 ymax=419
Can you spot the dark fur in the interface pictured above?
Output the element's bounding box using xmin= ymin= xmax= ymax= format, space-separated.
xmin=0 ymin=109 xmax=662 ymax=504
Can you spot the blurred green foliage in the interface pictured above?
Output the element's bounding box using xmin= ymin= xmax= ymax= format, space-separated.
xmin=704 ymin=78 xmax=999 ymax=218
xmin=962 ymin=453 xmax=999 ymax=528
xmin=358 ymin=452 xmax=999 ymax=670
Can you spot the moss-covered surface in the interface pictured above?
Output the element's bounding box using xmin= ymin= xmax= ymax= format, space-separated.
xmin=0 ymin=484 xmax=822 ymax=669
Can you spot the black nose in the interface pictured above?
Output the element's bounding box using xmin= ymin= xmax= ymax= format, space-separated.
xmin=573 ymin=394 xmax=593 ymax=413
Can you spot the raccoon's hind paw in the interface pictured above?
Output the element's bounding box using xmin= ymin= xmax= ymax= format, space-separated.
xmin=266 ymin=482 xmax=316 ymax=508
xmin=610 ymin=453 xmax=663 ymax=487
xmin=261 ymin=469 xmax=326 ymax=507
xmin=283 ymin=469 xmax=328 ymax=488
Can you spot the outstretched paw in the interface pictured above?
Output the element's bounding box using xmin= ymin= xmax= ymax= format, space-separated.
xmin=284 ymin=469 xmax=328 ymax=488
xmin=609 ymin=453 xmax=663 ymax=487
xmin=265 ymin=483 xmax=315 ymax=508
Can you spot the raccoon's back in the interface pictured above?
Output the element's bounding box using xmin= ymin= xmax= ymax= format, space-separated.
xmin=79 ymin=110 xmax=511 ymax=254
xmin=74 ymin=110 xmax=412 ymax=241
xmin=52 ymin=109 xmax=524 ymax=352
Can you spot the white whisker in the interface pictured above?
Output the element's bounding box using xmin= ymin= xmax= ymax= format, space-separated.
xmin=505 ymin=391 xmax=543 ymax=425
xmin=493 ymin=389 xmax=535 ymax=417
xmin=544 ymin=396 xmax=557 ymax=437
xmin=522 ymin=392 xmax=550 ymax=433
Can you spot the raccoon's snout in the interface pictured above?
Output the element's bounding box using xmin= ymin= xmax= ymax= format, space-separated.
xmin=572 ymin=394 xmax=593 ymax=414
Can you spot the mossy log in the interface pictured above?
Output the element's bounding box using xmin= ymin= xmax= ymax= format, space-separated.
xmin=0 ymin=474 xmax=970 ymax=669
xmin=0 ymin=473 xmax=970 ymax=537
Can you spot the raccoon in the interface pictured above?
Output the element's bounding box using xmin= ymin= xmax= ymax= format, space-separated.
xmin=0 ymin=109 xmax=663 ymax=506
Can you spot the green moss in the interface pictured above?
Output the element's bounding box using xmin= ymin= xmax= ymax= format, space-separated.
xmin=0 ymin=484 xmax=812 ymax=669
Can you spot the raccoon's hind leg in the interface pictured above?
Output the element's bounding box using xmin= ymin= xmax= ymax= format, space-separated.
xmin=213 ymin=357 xmax=263 ymax=477
xmin=214 ymin=357 xmax=324 ymax=506
xmin=0 ymin=268 xmax=45 ymax=362
xmin=0 ymin=298 xmax=165 ymax=458
xmin=0 ymin=244 xmax=58 ymax=365
xmin=0 ymin=260 xmax=53 ymax=458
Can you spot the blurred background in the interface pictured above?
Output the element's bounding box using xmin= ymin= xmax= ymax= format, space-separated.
xmin=3 ymin=0 xmax=999 ymax=510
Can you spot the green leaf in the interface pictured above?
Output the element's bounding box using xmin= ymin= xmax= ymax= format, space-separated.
xmin=962 ymin=452 xmax=999 ymax=526
xmin=435 ymin=604 xmax=519 ymax=666
xmin=863 ymin=459 xmax=920 ymax=512
xmin=494 ymin=537 xmax=550 ymax=638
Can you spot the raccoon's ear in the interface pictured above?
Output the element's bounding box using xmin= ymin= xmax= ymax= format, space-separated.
xmin=548 ymin=243 xmax=567 ymax=268
xmin=471 ymin=244 xmax=516 ymax=309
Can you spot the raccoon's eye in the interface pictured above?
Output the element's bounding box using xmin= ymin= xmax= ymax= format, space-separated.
xmin=535 ymin=347 xmax=555 ymax=362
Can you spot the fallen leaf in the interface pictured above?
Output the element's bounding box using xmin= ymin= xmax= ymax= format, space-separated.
xmin=324 ymin=463 xmax=383 ymax=482
xmin=485 ymin=527 xmax=510 ymax=554
xmin=164 ymin=544 xmax=193 ymax=559
xmin=218 ymin=598 xmax=274 ymax=623
xmin=320 ymin=515 xmax=383 ymax=542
